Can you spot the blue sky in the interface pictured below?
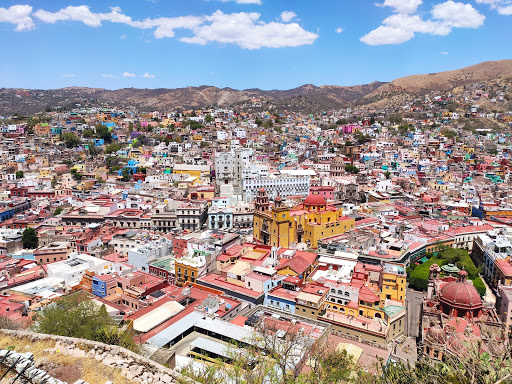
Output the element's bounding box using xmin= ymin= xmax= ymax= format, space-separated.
xmin=0 ymin=0 xmax=510 ymax=90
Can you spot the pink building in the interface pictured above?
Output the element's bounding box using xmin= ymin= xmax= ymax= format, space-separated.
xmin=309 ymin=186 xmax=334 ymax=200
xmin=498 ymin=286 xmax=512 ymax=337
xmin=341 ymin=125 xmax=360 ymax=134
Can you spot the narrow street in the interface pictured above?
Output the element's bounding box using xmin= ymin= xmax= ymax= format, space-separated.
xmin=406 ymin=287 xmax=424 ymax=338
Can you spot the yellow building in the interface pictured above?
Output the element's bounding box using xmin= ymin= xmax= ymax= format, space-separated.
xmin=173 ymin=164 xmax=210 ymax=181
xmin=175 ymin=252 xmax=208 ymax=286
xmin=39 ymin=168 xmax=53 ymax=177
xmin=253 ymin=190 xmax=355 ymax=248
xmin=380 ymin=269 xmax=406 ymax=302
xmin=71 ymin=164 xmax=86 ymax=173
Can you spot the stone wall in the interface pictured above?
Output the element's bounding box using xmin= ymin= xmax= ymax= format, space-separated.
xmin=0 ymin=329 xmax=189 ymax=384
xmin=0 ymin=349 xmax=76 ymax=384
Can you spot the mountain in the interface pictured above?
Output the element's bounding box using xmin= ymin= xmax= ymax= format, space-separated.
xmin=359 ymin=59 xmax=512 ymax=109
xmin=1 ymin=60 xmax=511 ymax=115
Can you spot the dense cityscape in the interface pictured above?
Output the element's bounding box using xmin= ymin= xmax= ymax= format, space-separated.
xmin=1 ymin=0 xmax=512 ymax=380
xmin=0 ymin=67 xmax=511 ymax=383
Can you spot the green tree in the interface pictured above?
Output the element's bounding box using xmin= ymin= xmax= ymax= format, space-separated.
xmin=82 ymin=129 xmax=94 ymax=138
xmin=345 ymin=164 xmax=360 ymax=174
xmin=54 ymin=207 xmax=63 ymax=216
xmin=33 ymin=293 xmax=138 ymax=352
xmin=70 ymin=168 xmax=82 ymax=180
xmin=121 ymin=167 xmax=131 ymax=182
xmin=389 ymin=113 xmax=403 ymax=125
xmin=205 ymin=114 xmax=214 ymax=123
xmin=88 ymin=143 xmax=101 ymax=157
xmin=22 ymin=227 xmax=38 ymax=249
xmin=441 ymin=129 xmax=457 ymax=139
xmin=104 ymin=143 xmax=123 ymax=154
xmin=15 ymin=170 xmax=24 ymax=179
xmin=106 ymin=156 xmax=123 ymax=168
xmin=61 ymin=132 xmax=80 ymax=148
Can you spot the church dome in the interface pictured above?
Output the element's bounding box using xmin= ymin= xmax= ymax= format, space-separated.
xmin=331 ymin=156 xmax=345 ymax=166
xmin=425 ymin=326 xmax=447 ymax=345
xmin=303 ymin=193 xmax=326 ymax=207
xmin=440 ymin=271 xmax=482 ymax=308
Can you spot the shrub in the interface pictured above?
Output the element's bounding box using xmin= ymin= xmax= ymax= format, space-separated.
xmin=472 ymin=277 xmax=487 ymax=296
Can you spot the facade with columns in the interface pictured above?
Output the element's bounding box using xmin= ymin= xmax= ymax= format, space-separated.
xmin=252 ymin=188 xmax=355 ymax=248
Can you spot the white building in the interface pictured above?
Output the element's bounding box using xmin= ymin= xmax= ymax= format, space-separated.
xmin=242 ymin=164 xmax=269 ymax=179
xmin=127 ymin=237 xmax=173 ymax=272
xmin=214 ymin=149 xmax=252 ymax=186
xmin=46 ymin=253 xmax=111 ymax=288
xmin=242 ymin=175 xmax=310 ymax=203
xmin=233 ymin=128 xmax=247 ymax=139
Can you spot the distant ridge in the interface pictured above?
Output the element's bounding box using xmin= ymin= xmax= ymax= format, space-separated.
xmin=1 ymin=60 xmax=511 ymax=114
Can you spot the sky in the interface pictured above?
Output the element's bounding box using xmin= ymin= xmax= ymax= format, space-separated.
xmin=0 ymin=0 xmax=511 ymax=90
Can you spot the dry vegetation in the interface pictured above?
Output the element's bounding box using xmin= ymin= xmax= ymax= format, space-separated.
xmin=0 ymin=335 xmax=136 ymax=384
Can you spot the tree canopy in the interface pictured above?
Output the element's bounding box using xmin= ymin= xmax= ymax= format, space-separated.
xmin=33 ymin=293 xmax=137 ymax=351
xmin=61 ymin=132 xmax=80 ymax=148
xmin=22 ymin=227 xmax=38 ymax=249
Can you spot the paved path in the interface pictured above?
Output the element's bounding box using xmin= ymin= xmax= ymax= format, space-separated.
xmin=406 ymin=287 xmax=424 ymax=338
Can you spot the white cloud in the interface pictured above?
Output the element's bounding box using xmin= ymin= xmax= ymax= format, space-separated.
xmin=441 ymin=51 xmax=448 ymax=54
xmin=361 ymin=14 xmax=449 ymax=45
xmin=377 ymin=0 xmax=423 ymax=14
xmin=361 ymin=25 xmax=414 ymax=45
xmin=142 ymin=73 xmax=155 ymax=78
xmin=63 ymin=74 xmax=75 ymax=77
xmin=498 ymin=4 xmax=512 ymax=14
xmin=280 ymin=11 xmax=296 ymax=22
xmin=335 ymin=27 xmax=343 ymax=33
xmin=25 ymin=6 xmax=318 ymax=49
xmin=120 ymin=34 xmax=127 ymax=39
xmin=101 ymin=74 xmax=116 ymax=78
xmin=123 ymin=72 xmax=136 ymax=77
xmin=180 ymin=11 xmax=318 ymax=49
xmin=34 ymin=6 xmax=137 ymax=27
xmin=432 ymin=1 xmax=485 ymax=28
xmin=0 ymin=5 xmax=34 ymax=31
xmin=142 ymin=16 xmax=204 ymax=39
xmin=475 ymin=0 xmax=512 ymax=15
xmin=362 ymin=0 xmax=485 ymax=45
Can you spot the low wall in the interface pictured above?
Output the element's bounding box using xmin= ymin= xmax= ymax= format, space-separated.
xmin=0 ymin=329 xmax=188 ymax=384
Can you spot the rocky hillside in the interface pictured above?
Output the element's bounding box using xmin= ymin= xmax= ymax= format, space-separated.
xmin=359 ymin=60 xmax=512 ymax=109
xmin=1 ymin=60 xmax=511 ymax=114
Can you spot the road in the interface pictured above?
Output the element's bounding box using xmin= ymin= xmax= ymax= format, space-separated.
xmin=406 ymin=287 xmax=424 ymax=338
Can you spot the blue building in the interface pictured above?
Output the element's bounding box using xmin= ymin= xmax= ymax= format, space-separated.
xmin=0 ymin=208 xmax=14 ymax=223
xmin=92 ymin=275 xmax=113 ymax=298
xmin=118 ymin=159 xmax=139 ymax=176
xmin=264 ymin=286 xmax=298 ymax=313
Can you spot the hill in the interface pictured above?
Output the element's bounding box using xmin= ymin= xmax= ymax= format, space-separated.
xmin=1 ymin=60 xmax=511 ymax=114
xmin=360 ymin=59 xmax=512 ymax=109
